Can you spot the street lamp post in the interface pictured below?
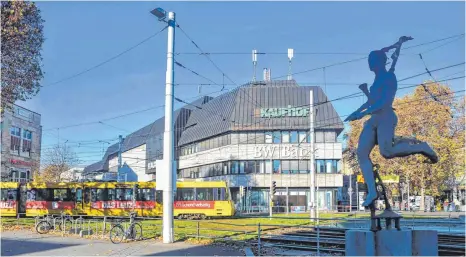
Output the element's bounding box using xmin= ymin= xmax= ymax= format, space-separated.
xmin=151 ymin=7 xmax=176 ymax=244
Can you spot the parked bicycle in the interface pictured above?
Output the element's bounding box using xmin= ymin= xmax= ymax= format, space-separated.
xmin=35 ymin=212 xmax=73 ymax=234
xmin=109 ymin=212 xmax=142 ymax=244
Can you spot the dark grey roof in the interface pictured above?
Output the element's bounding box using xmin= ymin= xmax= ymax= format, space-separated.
xmin=83 ymin=160 xmax=106 ymax=174
xmin=84 ymin=96 xmax=212 ymax=173
xmin=178 ymin=80 xmax=344 ymax=145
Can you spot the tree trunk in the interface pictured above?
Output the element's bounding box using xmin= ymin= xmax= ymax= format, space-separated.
xmin=420 ymin=168 xmax=425 ymax=211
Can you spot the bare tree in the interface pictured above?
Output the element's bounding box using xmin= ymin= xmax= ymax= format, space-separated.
xmin=36 ymin=144 xmax=79 ymax=182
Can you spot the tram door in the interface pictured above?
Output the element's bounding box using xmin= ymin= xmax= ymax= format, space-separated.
xmin=82 ymin=187 xmax=91 ymax=215
xmin=74 ymin=186 xmax=85 ymax=215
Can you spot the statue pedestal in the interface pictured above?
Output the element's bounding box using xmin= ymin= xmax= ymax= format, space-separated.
xmin=345 ymin=230 xmax=438 ymax=256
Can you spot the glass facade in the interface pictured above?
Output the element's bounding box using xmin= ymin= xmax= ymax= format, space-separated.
xmin=179 ymin=159 xmax=341 ymax=178
xmin=234 ymin=188 xmax=339 ymax=213
xmin=179 ymin=130 xmax=338 ymax=156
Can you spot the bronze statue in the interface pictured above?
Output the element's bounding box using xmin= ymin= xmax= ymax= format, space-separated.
xmin=345 ymin=36 xmax=439 ymax=211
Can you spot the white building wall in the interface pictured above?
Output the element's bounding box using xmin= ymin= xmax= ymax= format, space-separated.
xmin=108 ymin=144 xmax=152 ymax=182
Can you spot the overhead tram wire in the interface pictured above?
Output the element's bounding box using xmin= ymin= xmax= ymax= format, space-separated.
xmin=42 ymin=26 xmax=168 ymax=88
xmin=42 ymin=34 xmax=464 ymax=135
xmin=176 ymin=23 xmax=266 ymax=113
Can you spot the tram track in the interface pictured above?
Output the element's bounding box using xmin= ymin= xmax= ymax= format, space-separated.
xmin=259 ymin=227 xmax=465 ymax=256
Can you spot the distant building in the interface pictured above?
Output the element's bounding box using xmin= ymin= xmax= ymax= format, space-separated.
xmin=1 ymin=105 xmax=42 ymax=182
xmin=61 ymin=167 xmax=85 ymax=182
xmin=85 ymin=80 xmax=344 ymax=211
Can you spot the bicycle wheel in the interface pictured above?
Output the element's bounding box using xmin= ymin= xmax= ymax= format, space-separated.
xmin=36 ymin=221 xmax=51 ymax=234
xmin=110 ymin=225 xmax=125 ymax=244
xmin=130 ymin=223 xmax=143 ymax=240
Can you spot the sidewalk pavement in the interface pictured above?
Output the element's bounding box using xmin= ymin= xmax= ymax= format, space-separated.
xmin=0 ymin=230 xmax=244 ymax=256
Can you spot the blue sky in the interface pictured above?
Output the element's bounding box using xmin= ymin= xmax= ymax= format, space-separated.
xmin=22 ymin=1 xmax=465 ymax=165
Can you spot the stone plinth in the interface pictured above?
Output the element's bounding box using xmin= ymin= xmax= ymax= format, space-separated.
xmin=346 ymin=230 xmax=375 ymax=256
xmin=345 ymin=230 xmax=438 ymax=256
xmin=412 ymin=230 xmax=438 ymax=256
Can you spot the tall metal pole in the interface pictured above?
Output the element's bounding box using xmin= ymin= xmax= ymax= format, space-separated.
xmin=407 ymin=177 xmax=410 ymax=211
xmin=349 ymin=173 xmax=353 ymax=211
xmin=269 ymin=156 xmax=273 ymax=218
xmin=310 ymin=90 xmax=316 ymax=220
xmin=118 ymin=135 xmax=122 ymax=182
xmin=162 ymin=11 xmax=176 ymax=244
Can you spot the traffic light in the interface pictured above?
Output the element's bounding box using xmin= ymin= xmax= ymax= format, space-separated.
xmin=272 ymin=181 xmax=276 ymax=195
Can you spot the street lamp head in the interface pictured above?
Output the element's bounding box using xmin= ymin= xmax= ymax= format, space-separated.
xmin=151 ymin=7 xmax=167 ymax=21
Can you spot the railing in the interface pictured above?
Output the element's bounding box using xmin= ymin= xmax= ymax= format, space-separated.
xmin=2 ymin=213 xmax=464 ymax=255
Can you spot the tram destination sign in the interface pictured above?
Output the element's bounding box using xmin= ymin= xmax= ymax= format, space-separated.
xmin=260 ymin=105 xmax=309 ymax=118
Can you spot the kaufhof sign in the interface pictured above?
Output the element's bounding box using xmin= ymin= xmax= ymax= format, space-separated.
xmin=260 ymin=105 xmax=309 ymax=118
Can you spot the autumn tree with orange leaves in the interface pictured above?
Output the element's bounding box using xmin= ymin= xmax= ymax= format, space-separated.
xmin=344 ymin=82 xmax=465 ymax=208
xmin=1 ymin=1 xmax=45 ymax=110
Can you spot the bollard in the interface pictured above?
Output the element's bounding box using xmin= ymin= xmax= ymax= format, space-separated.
xmin=257 ymin=223 xmax=261 ymax=256
xmin=61 ymin=216 xmax=64 ymax=237
xmin=103 ymin=217 xmax=107 ymax=237
xmin=196 ymin=221 xmax=200 ymax=242
xmin=16 ymin=213 xmax=19 ymax=227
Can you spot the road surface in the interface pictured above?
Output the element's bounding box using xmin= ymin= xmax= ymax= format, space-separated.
xmin=1 ymin=230 xmax=244 ymax=256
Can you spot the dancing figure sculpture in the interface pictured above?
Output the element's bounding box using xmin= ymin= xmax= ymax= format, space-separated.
xmin=345 ymin=36 xmax=439 ymax=211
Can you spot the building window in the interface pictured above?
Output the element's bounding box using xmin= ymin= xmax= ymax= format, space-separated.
xmin=281 ymin=160 xmax=290 ymax=174
xmin=255 ymin=160 xmax=264 ymax=174
xmin=223 ymin=162 xmax=229 ymax=175
xmin=245 ymin=161 xmax=255 ymax=174
xmin=247 ymin=132 xmax=256 ymax=144
xmin=299 ymin=131 xmax=307 ymax=144
xmin=22 ymin=130 xmax=32 ymax=155
xmin=239 ymin=161 xmax=245 ymax=174
xmin=10 ymin=127 xmax=21 ymax=153
xmin=290 ymin=160 xmax=299 ymax=174
xmin=273 ymin=160 xmax=281 ymax=174
xmin=290 ymin=131 xmax=298 ymax=143
xmin=255 ymin=132 xmax=265 ymax=144
xmin=265 ymin=160 xmax=272 ymax=174
xmin=282 ymin=131 xmax=290 ymax=143
xmin=325 ymin=131 xmax=336 ymax=143
xmin=316 ymin=131 xmax=324 ymax=143
xmin=265 ymin=132 xmax=273 ymax=144
xmin=298 ymin=160 xmax=308 ymax=174
xmin=316 ymin=160 xmax=325 ymax=173
xmin=239 ymin=133 xmax=248 ymax=145
xmin=231 ymin=161 xmax=239 ymax=174
xmin=273 ymin=132 xmax=281 ymax=144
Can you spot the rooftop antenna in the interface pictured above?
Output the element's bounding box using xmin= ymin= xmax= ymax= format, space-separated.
xmin=252 ymin=49 xmax=258 ymax=82
xmin=287 ymin=48 xmax=294 ymax=80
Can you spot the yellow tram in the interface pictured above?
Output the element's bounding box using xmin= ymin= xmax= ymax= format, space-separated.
xmin=1 ymin=180 xmax=235 ymax=219
xmin=0 ymin=182 xmax=19 ymax=217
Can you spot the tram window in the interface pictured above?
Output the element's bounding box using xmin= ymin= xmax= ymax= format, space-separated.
xmin=1 ymin=189 xmax=17 ymax=201
xmin=124 ymin=189 xmax=133 ymax=201
xmin=196 ymin=188 xmax=214 ymax=201
xmin=176 ymin=188 xmax=195 ymax=201
xmin=76 ymin=189 xmax=83 ymax=202
xmin=91 ymin=188 xmax=107 ymax=201
xmin=84 ymin=188 xmax=90 ymax=204
xmin=37 ymin=189 xmax=52 ymax=201
xmin=116 ymin=189 xmax=125 ymax=201
xmin=54 ymin=189 xmax=71 ymax=201
xmin=213 ymin=188 xmax=225 ymax=201
xmin=156 ymin=190 xmax=163 ymax=204
xmin=138 ymin=189 xmax=155 ymax=201
xmin=108 ymin=189 xmax=116 ymax=201
xmin=27 ymin=189 xmax=37 ymax=201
